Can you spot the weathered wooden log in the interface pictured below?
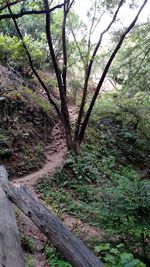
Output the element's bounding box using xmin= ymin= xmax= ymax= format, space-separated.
xmin=0 ymin=167 xmax=26 ymax=267
xmin=0 ymin=166 xmax=103 ymax=267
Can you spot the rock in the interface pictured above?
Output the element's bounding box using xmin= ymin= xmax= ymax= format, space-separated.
xmin=0 ymin=97 xmax=6 ymax=102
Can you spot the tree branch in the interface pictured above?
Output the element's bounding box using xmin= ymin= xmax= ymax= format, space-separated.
xmin=44 ymin=0 xmax=73 ymax=148
xmin=7 ymin=4 xmax=61 ymax=118
xmin=78 ymin=0 xmax=148 ymax=143
xmin=91 ymin=11 xmax=105 ymax=35
xmin=88 ymin=0 xmax=97 ymax=50
xmin=70 ymin=28 xmax=86 ymax=66
xmin=0 ymin=166 xmax=103 ymax=267
xmin=74 ymin=0 xmax=124 ymax=141
xmin=0 ymin=0 xmax=24 ymax=12
xmin=62 ymin=0 xmax=68 ymax=96
xmin=0 ymin=2 xmax=67 ymax=20
xmin=62 ymin=0 xmax=74 ymax=96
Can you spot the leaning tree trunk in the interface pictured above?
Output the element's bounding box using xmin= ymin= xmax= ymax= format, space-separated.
xmin=0 ymin=166 xmax=103 ymax=267
xmin=0 ymin=168 xmax=25 ymax=267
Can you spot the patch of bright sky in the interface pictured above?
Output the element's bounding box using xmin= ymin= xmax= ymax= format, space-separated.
xmin=73 ymin=0 xmax=150 ymax=44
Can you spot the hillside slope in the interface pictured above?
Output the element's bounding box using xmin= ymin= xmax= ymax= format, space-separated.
xmin=0 ymin=64 xmax=55 ymax=178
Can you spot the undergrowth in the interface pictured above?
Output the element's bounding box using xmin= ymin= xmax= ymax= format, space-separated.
xmin=43 ymin=243 xmax=146 ymax=267
xmin=0 ymin=88 xmax=54 ymax=177
xmin=37 ymin=94 xmax=150 ymax=265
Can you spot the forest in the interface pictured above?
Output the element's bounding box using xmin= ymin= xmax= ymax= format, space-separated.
xmin=0 ymin=0 xmax=150 ymax=266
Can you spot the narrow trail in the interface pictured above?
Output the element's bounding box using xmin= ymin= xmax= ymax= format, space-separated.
xmin=11 ymin=106 xmax=78 ymax=267
xmin=13 ymin=121 xmax=67 ymax=190
xmin=12 ymin=105 xmax=102 ymax=266
xmin=13 ymin=106 xmax=77 ymax=191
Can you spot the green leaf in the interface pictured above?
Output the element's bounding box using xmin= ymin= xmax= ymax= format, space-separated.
xmin=95 ymin=243 xmax=111 ymax=253
xmin=110 ymin=248 xmax=119 ymax=255
xmin=120 ymin=253 xmax=133 ymax=264
xmin=124 ymin=259 xmax=147 ymax=267
xmin=103 ymin=254 xmax=115 ymax=264
xmin=116 ymin=243 xmax=125 ymax=249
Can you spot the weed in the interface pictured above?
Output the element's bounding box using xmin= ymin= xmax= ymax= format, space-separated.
xmin=44 ymin=245 xmax=72 ymax=267
xmin=21 ymin=235 xmax=35 ymax=253
xmin=26 ymin=256 xmax=35 ymax=267
xmin=94 ymin=243 xmax=146 ymax=267
xmin=37 ymin=94 xmax=150 ymax=263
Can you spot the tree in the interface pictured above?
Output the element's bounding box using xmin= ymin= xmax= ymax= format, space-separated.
xmin=0 ymin=0 xmax=149 ymax=151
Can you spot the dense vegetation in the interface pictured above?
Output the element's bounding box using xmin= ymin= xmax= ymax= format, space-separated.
xmin=37 ymin=93 xmax=150 ymax=266
xmin=0 ymin=0 xmax=150 ymax=266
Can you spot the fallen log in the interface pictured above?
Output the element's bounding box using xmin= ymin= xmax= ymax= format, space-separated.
xmin=0 ymin=168 xmax=25 ymax=267
xmin=0 ymin=166 xmax=103 ymax=267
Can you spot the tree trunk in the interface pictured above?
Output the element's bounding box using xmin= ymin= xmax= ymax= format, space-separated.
xmin=0 ymin=166 xmax=103 ymax=267
xmin=78 ymin=0 xmax=148 ymax=144
xmin=44 ymin=0 xmax=73 ymax=149
xmin=0 ymin=167 xmax=25 ymax=267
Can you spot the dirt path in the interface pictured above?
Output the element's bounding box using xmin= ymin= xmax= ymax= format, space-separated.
xmin=12 ymin=105 xmax=102 ymax=267
xmin=12 ymin=106 xmax=78 ymax=267
xmin=13 ymin=121 xmax=67 ymax=191
xmin=13 ymin=106 xmax=77 ymax=191
xmin=13 ymin=120 xmax=68 ymax=267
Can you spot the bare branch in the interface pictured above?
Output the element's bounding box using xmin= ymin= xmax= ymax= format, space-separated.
xmin=0 ymin=0 xmax=24 ymax=12
xmin=7 ymin=3 xmax=61 ymax=117
xmin=62 ymin=0 xmax=74 ymax=95
xmin=91 ymin=11 xmax=105 ymax=35
xmin=88 ymin=0 xmax=97 ymax=49
xmin=67 ymin=0 xmax=75 ymax=12
xmin=74 ymin=0 xmax=124 ymax=140
xmin=44 ymin=0 xmax=64 ymax=100
xmin=133 ymin=48 xmax=150 ymax=76
xmin=78 ymin=0 xmax=148 ymax=143
xmin=62 ymin=0 xmax=68 ymax=96
xmin=0 ymin=2 xmax=67 ymax=20
xmin=44 ymin=0 xmax=73 ymax=148
xmin=70 ymin=28 xmax=86 ymax=66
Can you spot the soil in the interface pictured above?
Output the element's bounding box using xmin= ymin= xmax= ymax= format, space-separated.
xmin=11 ymin=105 xmax=103 ymax=266
xmin=13 ymin=105 xmax=77 ymax=189
xmin=0 ymin=64 xmax=102 ymax=265
xmin=13 ymin=121 xmax=67 ymax=193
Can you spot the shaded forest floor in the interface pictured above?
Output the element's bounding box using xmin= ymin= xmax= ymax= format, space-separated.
xmin=0 ymin=64 xmax=150 ymax=266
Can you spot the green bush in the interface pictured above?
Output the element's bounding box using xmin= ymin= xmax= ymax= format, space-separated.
xmin=0 ymin=34 xmax=46 ymax=70
xmin=94 ymin=243 xmax=146 ymax=267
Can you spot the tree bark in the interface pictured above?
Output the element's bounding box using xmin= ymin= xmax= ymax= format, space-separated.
xmin=78 ymin=0 xmax=148 ymax=144
xmin=0 ymin=166 xmax=103 ymax=267
xmin=74 ymin=0 xmax=124 ymax=140
xmin=0 ymin=0 xmax=24 ymax=12
xmin=0 ymin=2 xmax=68 ymax=20
xmin=62 ymin=1 xmax=68 ymax=96
xmin=0 ymin=167 xmax=25 ymax=267
xmin=44 ymin=0 xmax=73 ymax=149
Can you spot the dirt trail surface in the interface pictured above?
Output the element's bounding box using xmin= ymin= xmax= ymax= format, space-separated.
xmin=11 ymin=106 xmax=77 ymax=267
xmin=13 ymin=119 xmax=68 ymax=266
xmin=13 ymin=106 xmax=77 ymax=191
xmin=13 ymin=121 xmax=67 ymax=190
xmin=12 ymin=105 xmax=102 ymax=267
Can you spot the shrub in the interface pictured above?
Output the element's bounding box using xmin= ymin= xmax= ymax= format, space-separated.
xmin=0 ymin=34 xmax=46 ymax=70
